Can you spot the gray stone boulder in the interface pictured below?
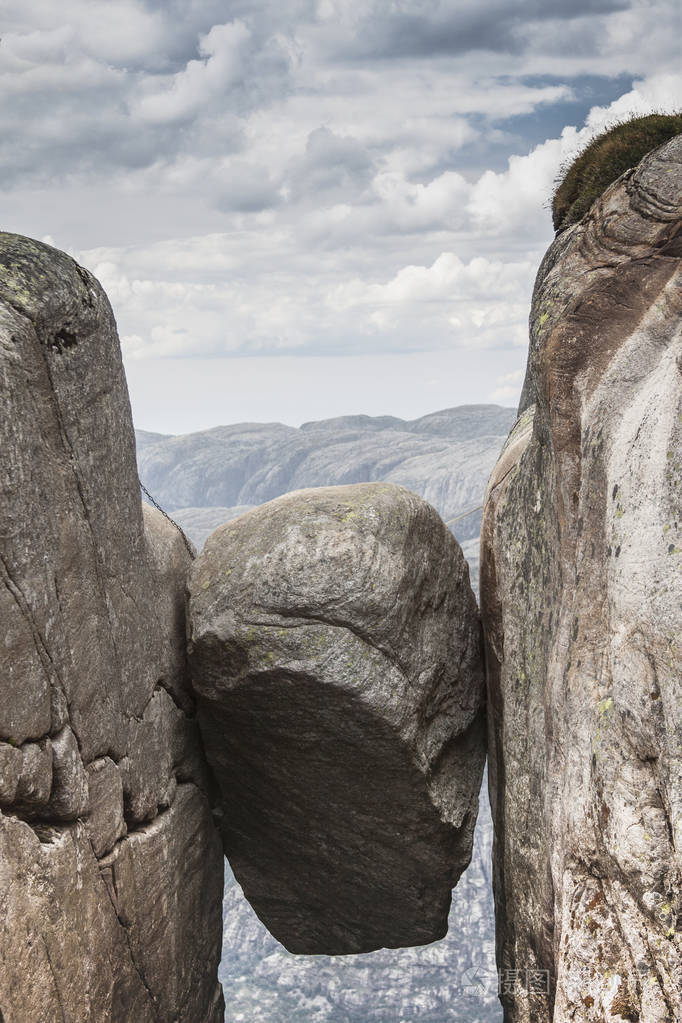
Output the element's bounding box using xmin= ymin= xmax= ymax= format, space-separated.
xmin=189 ymin=482 xmax=486 ymax=954
xmin=481 ymin=136 xmax=682 ymax=1021
xmin=0 ymin=232 xmax=223 ymax=1022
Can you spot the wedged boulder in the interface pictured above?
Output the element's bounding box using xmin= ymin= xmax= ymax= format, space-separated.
xmin=189 ymin=482 xmax=486 ymax=954
xmin=481 ymin=136 xmax=682 ymax=1022
xmin=0 ymin=232 xmax=223 ymax=1022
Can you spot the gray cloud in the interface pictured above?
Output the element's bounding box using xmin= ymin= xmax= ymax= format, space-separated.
xmin=1 ymin=0 xmax=677 ymax=193
xmin=2 ymin=0 xmax=681 ymax=432
xmin=0 ymin=2 xmax=295 ymax=187
xmin=212 ymin=164 xmax=282 ymax=212
xmin=317 ymin=0 xmax=632 ymax=60
xmin=287 ymin=127 xmax=375 ymax=202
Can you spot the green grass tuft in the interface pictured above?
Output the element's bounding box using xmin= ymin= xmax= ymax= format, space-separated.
xmin=552 ymin=113 xmax=682 ymax=231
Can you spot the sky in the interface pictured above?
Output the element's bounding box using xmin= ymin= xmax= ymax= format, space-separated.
xmin=2 ymin=1 xmax=681 ymax=433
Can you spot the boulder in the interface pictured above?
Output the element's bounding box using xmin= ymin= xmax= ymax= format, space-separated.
xmin=189 ymin=482 xmax=486 ymax=954
xmin=481 ymin=136 xmax=682 ymax=1021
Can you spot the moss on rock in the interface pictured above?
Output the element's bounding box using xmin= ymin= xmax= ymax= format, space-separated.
xmin=552 ymin=113 xmax=682 ymax=231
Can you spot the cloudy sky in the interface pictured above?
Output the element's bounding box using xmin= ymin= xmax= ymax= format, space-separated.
xmin=2 ymin=1 xmax=681 ymax=432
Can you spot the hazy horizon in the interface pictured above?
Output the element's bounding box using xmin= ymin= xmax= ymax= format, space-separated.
xmin=133 ymin=395 xmax=518 ymax=437
xmin=128 ymin=360 xmax=520 ymax=434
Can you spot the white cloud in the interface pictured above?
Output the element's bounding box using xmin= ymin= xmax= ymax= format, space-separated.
xmin=133 ymin=21 xmax=252 ymax=125
xmin=2 ymin=1 xmax=682 ymax=429
xmin=333 ymin=253 xmax=534 ymax=307
xmin=67 ymin=63 xmax=679 ymax=385
xmin=468 ymin=141 xmax=568 ymax=234
xmin=585 ymin=72 xmax=682 ymax=129
xmin=371 ymin=171 xmax=471 ymax=232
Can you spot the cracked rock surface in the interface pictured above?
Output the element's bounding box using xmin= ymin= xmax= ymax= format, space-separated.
xmin=189 ymin=482 xmax=486 ymax=955
xmin=480 ymin=137 xmax=682 ymax=1021
xmin=0 ymin=232 xmax=224 ymax=1022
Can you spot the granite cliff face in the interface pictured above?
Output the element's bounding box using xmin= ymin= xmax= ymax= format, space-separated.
xmin=481 ymin=136 xmax=682 ymax=1021
xmin=189 ymin=483 xmax=486 ymax=956
xmin=0 ymin=233 xmax=224 ymax=1022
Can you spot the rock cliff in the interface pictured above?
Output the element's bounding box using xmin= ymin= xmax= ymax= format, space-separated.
xmin=481 ymin=136 xmax=682 ymax=1021
xmin=189 ymin=483 xmax=486 ymax=955
xmin=0 ymin=233 xmax=224 ymax=1022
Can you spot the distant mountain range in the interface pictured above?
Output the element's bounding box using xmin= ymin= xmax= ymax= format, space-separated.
xmin=136 ymin=403 xmax=516 ymax=553
xmin=135 ymin=403 xmax=516 ymax=1023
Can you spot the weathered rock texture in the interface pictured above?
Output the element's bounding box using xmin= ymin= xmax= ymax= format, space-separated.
xmin=189 ymin=483 xmax=486 ymax=955
xmin=481 ymin=137 xmax=682 ymax=1021
xmin=0 ymin=233 xmax=224 ymax=1022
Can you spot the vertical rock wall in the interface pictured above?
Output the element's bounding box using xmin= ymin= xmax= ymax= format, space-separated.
xmin=0 ymin=234 xmax=224 ymax=1022
xmin=481 ymin=138 xmax=682 ymax=1021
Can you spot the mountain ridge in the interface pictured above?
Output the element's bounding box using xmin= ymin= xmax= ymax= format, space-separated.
xmin=135 ymin=404 xmax=517 ymax=548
